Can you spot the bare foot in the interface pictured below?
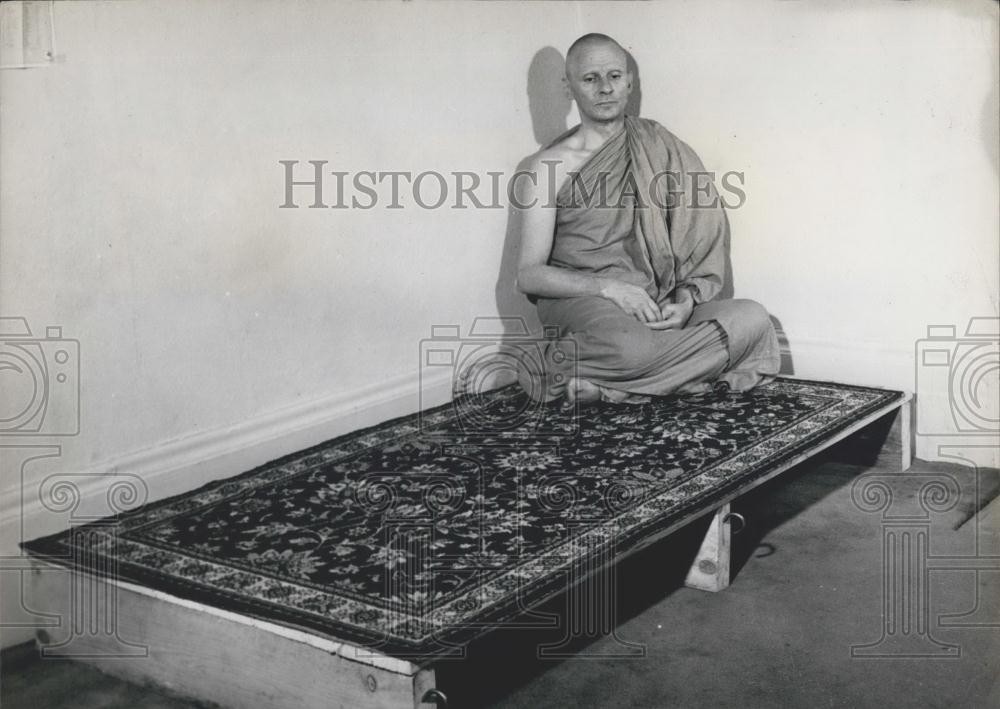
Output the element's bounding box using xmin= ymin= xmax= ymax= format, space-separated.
xmin=564 ymin=377 xmax=602 ymax=409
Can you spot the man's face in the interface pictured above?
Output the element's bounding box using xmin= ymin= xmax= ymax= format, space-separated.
xmin=565 ymin=42 xmax=632 ymax=124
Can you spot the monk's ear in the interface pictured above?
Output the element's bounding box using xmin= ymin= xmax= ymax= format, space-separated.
xmin=562 ymin=76 xmax=573 ymax=102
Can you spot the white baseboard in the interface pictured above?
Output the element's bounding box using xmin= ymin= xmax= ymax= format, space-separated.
xmin=778 ymin=332 xmax=915 ymax=390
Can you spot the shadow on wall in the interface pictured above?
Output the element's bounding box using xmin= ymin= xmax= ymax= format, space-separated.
xmin=953 ymin=0 xmax=1000 ymax=175
xmin=624 ymin=49 xmax=642 ymax=119
xmin=984 ymin=8 xmax=999 ymax=176
xmin=492 ymin=47 xmax=569 ymax=336
xmin=526 ymin=46 xmax=572 ymax=147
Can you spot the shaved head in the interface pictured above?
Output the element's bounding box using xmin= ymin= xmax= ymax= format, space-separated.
xmin=565 ymin=33 xmax=627 ymax=78
xmin=562 ymin=33 xmax=632 ymax=125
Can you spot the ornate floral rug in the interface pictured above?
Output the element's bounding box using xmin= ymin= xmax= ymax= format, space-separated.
xmin=25 ymin=377 xmax=902 ymax=657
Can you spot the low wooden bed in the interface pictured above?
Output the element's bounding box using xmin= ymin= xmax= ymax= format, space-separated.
xmin=24 ymin=377 xmax=912 ymax=708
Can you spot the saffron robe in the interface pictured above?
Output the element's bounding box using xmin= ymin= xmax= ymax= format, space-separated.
xmin=522 ymin=115 xmax=780 ymax=402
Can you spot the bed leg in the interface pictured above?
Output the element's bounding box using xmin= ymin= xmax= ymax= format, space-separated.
xmin=875 ymin=397 xmax=913 ymax=473
xmin=414 ymin=667 xmax=443 ymax=708
xmin=684 ymin=503 xmax=732 ymax=592
xmin=826 ymin=396 xmax=914 ymax=473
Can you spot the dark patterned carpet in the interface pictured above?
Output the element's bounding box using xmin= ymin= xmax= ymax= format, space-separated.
xmin=24 ymin=377 xmax=902 ymax=657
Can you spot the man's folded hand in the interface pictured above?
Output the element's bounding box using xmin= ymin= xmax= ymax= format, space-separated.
xmin=598 ymin=279 xmax=661 ymax=323
xmin=648 ymin=298 xmax=694 ymax=330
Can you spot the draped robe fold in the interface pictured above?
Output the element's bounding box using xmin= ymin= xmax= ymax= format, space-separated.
xmin=521 ymin=115 xmax=781 ymax=403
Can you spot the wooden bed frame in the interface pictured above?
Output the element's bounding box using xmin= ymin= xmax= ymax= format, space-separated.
xmin=25 ymin=391 xmax=912 ymax=709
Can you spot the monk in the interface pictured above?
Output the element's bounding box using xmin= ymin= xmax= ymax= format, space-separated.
xmin=514 ymin=33 xmax=781 ymax=406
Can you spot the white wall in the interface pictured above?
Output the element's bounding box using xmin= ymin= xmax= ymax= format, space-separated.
xmin=1 ymin=0 xmax=997 ymax=647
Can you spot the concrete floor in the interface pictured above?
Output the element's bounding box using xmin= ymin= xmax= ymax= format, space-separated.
xmin=2 ymin=456 xmax=998 ymax=709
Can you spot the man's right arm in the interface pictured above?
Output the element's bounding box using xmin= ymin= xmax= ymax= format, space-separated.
xmin=514 ymin=158 xmax=663 ymax=324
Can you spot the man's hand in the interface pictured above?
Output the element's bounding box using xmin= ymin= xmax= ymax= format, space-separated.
xmin=599 ymin=279 xmax=661 ymax=323
xmin=647 ymin=288 xmax=695 ymax=331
